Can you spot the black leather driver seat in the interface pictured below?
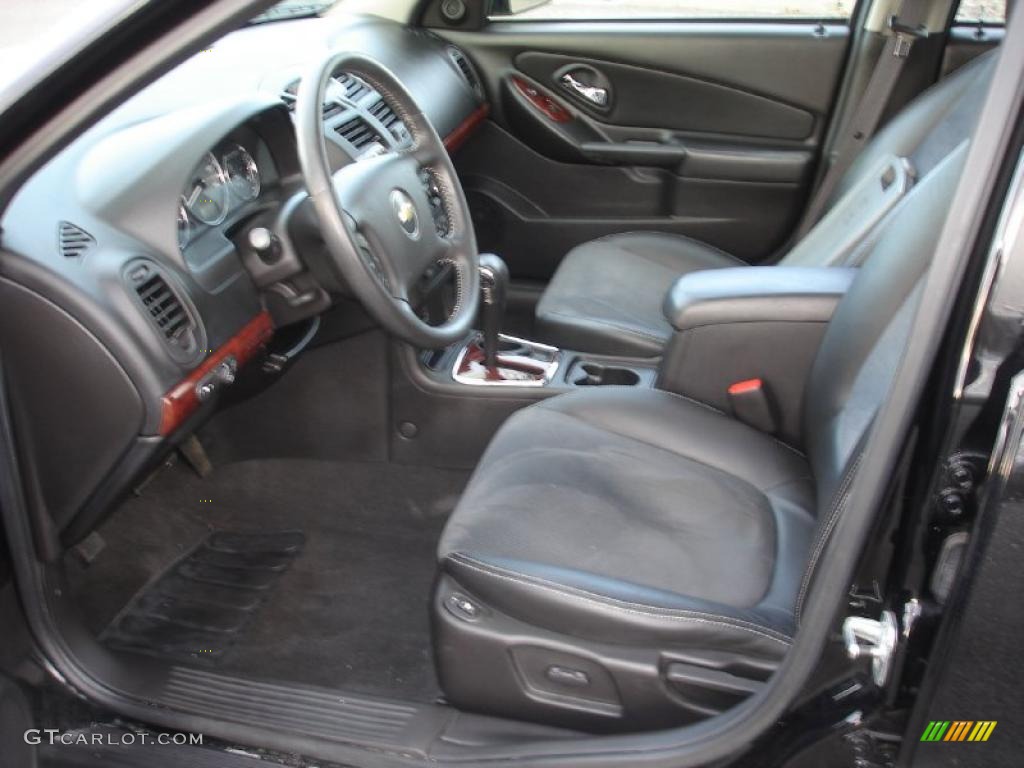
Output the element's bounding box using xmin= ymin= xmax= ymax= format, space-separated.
xmin=432 ymin=144 xmax=968 ymax=731
xmin=535 ymin=53 xmax=994 ymax=357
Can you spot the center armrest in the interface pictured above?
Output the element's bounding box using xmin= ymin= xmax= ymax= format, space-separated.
xmin=663 ymin=266 xmax=857 ymax=330
xmin=657 ymin=267 xmax=856 ymax=445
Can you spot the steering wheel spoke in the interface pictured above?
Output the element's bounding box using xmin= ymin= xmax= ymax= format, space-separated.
xmin=295 ymin=51 xmax=479 ymax=347
xmin=409 ymin=139 xmax=445 ymax=170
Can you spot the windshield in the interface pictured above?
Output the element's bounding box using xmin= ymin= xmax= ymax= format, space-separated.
xmin=250 ymin=1 xmax=342 ymax=24
xmin=0 ymin=0 xmax=136 ymax=90
xmin=0 ymin=0 xmax=346 ymax=93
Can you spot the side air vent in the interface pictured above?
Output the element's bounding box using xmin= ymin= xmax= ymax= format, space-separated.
xmin=58 ymin=222 xmax=95 ymax=260
xmin=447 ymin=46 xmax=484 ymax=99
xmin=137 ymin=273 xmax=190 ymax=342
xmin=368 ymin=98 xmax=411 ymax=146
xmin=125 ymin=260 xmax=203 ymax=362
xmin=336 ymin=116 xmax=383 ymax=151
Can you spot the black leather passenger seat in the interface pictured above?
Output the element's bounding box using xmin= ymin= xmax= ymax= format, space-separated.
xmin=534 ymin=51 xmax=996 ymax=358
xmin=432 ymin=142 xmax=970 ymax=730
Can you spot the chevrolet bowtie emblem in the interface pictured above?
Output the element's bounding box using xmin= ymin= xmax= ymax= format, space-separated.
xmin=398 ymin=201 xmax=415 ymax=225
xmin=390 ymin=189 xmax=420 ymax=239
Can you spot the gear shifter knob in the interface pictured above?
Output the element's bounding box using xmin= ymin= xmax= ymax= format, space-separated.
xmin=478 ymin=253 xmax=509 ymax=370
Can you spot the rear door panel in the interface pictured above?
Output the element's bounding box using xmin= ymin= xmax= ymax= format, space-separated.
xmin=441 ymin=21 xmax=851 ymax=279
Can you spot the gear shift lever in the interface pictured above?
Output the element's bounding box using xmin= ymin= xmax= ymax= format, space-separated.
xmin=478 ymin=253 xmax=509 ymax=370
xmin=453 ymin=254 xmax=556 ymax=386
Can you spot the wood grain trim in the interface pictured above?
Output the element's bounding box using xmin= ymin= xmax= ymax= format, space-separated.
xmin=159 ymin=311 xmax=274 ymax=436
xmin=510 ymin=76 xmax=572 ymax=124
xmin=443 ymin=104 xmax=490 ymax=153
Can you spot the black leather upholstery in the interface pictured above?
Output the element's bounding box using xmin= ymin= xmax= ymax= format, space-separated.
xmin=535 ymin=53 xmax=995 ymax=357
xmin=433 ymin=144 xmax=969 ymax=729
xmin=438 ymin=388 xmax=814 ymax=657
xmin=535 ymin=231 xmax=741 ymax=357
xmin=657 ymin=267 xmax=856 ymax=445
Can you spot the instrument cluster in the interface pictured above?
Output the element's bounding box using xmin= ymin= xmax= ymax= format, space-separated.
xmin=178 ymin=140 xmax=264 ymax=251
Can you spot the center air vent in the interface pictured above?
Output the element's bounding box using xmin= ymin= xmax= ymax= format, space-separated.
xmin=447 ymin=46 xmax=484 ymax=99
xmin=335 ymin=72 xmax=369 ymax=101
xmin=280 ymin=78 xmax=342 ymax=118
xmin=368 ymin=98 xmax=411 ymax=146
xmin=58 ymin=222 xmax=95 ymax=260
xmin=336 ymin=115 xmax=383 ymax=151
xmin=125 ymin=260 xmax=203 ymax=363
xmin=281 ymin=80 xmax=299 ymax=111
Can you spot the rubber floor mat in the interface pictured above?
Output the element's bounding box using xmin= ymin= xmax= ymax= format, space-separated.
xmin=102 ymin=530 xmax=304 ymax=664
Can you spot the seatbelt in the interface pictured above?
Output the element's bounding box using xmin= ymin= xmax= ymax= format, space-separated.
xmin=795 ymin=0 xmax=932 ymax=239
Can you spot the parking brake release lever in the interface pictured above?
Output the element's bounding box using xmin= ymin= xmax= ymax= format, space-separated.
xmin=478 ymin=254 xmax=509 ymax=371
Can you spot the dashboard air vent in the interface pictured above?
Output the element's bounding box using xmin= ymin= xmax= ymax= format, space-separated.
xmin=281 ymin=79 xmax=299 ymax=111
xmin=125 ymin=260 xmax=204 ymax=363
xmin=280 ymin=79 xmax=341 ymax=118
xmin=58 ymin=222 xmax=95 ymax=259
xmin=336 ymin=72 xmax=369 ymax=101
xmin=368 ymin=98 xmax=410 ymax=145
xmin=336 ymin=116 xmax=382 ymax=151
xmin=136 ymin=272 xmax=191 ymax=343
xmin=447 ymin=46 xmax=484 ymax=99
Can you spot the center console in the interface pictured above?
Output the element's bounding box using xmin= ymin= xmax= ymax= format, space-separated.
xmin=657 ymin=265 xmax=856 ymax=445
xmin=391 ymin=253 xmax=657 ymax=467
xmin=445 ymin=333 xmax=658 ymax=390
xmin=438 ymin=253 xmax=658 ymax=393
xmin=437 ymin=254 xmax=658 ymax=391
xmin=393 ymin=256 xmax=852 ymax=468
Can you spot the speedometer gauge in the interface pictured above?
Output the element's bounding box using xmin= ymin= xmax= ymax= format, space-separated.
xmin=184 ymin=152 xmax=228 ymax=225
xmin=177 ymin=198 xmax=191 ymax=250
xmin=223 ymin=144 xmax=260 ymax=201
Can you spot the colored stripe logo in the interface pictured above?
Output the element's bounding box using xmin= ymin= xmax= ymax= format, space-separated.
xmin=921 ymin=721 xmax=997 ymax=742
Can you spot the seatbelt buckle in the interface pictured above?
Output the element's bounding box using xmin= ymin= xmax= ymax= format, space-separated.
xmin=888 ymin=14 xmax=928 ymax=57
xmin=727 ymin=378 xmax=778 ymax=435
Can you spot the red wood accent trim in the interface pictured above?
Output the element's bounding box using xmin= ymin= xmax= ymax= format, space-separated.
xmin=443 ymin=104 xmax=491 ymax=153
xmin=159 ymin=311 xmax=274 ymax=436
xmin=510 ymin=76 xmax=572 ymax=123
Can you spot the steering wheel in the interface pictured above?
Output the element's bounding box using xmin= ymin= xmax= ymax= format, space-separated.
xmin=294 ymin=52 xmax=479 ymax=347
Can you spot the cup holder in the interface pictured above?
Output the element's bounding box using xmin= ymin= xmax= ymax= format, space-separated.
xmin=572 ymin=363 xmax=641 ymax=387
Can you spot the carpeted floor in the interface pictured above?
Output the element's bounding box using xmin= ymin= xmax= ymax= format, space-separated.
xmin=68 ymin=456 xmax=470 ymax=703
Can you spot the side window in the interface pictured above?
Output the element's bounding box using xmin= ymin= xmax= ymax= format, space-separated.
xmin=955 ymin=1 xmax=1006 ymax=23
xmin=489 ymin=0 xmax=857 ymax=21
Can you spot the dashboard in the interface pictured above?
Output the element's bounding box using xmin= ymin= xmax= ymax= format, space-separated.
xmin=0 ymin=12 xmax=488 ymax=541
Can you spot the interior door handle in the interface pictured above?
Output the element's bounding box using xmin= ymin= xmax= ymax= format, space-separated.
xmin=560 ymin=73 xmax=608 ymax=107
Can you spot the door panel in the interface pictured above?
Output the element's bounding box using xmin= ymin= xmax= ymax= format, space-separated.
xmin=514 ymin=51 xmax=817 ymax=139
xmin=456 ymin=122 xmax=806 ymax=278
xmin=441 ymin=21 xmax=851 ymax=280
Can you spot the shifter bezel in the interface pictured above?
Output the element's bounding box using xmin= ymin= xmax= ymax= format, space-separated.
xmin=452 ymin=332 xmax=561 ymax=387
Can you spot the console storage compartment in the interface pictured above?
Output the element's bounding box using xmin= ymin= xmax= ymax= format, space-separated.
xmin=657 ymin=267 xmax=855 ymax=445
